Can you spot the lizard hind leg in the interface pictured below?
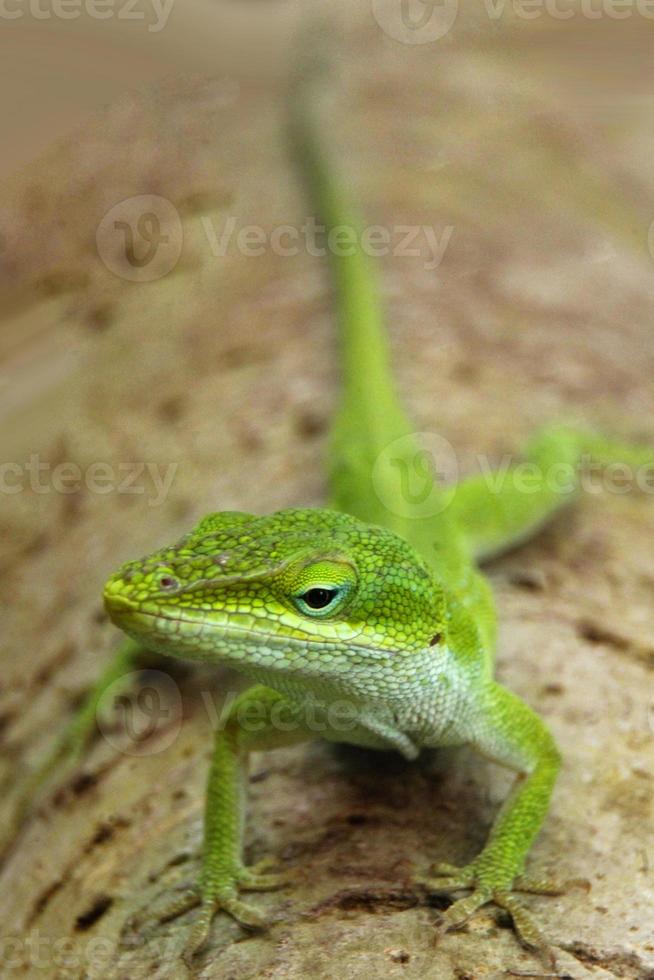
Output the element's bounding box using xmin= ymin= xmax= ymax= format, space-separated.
xmin=451 ymin=423 xmax=654 ymax=563
xmin=449 ymin=425 xmax=583 ymax=563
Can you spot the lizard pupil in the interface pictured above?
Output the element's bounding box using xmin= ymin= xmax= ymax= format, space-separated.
xmin=301 ymin=587 xmax=337 ymax=609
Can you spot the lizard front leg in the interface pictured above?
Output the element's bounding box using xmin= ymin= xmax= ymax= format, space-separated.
xmin=139 ymin=684 xmax=312 ymax=965
xmin=419 ymin=681 xmax=562 ymax=957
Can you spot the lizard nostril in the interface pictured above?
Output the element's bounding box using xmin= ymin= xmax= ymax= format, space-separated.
xmin=158 ymin=575 xmax=179 ymax=591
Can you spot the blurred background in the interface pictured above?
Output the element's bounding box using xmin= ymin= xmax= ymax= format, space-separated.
xmin=1 ymin=3 xmax=653 ymax=978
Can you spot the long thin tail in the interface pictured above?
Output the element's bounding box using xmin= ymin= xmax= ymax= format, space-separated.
xmin=287 ymin=62 xmax=425 ymax=535
xmin=286 ymin=62 xmax=654 ymax=587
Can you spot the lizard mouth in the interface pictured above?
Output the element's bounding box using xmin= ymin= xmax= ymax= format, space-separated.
xmin=103 ymin=592 xmax=389 ymax=671
xmin=104 ymin=599 xmax=285 ymax=665
xmin=104 ymin=594 xmax=351 ymax=649
xmin=104 ymin=593 xmax=137 ymax=614
xmin=105 ymin=594 xmax=228 ymax=634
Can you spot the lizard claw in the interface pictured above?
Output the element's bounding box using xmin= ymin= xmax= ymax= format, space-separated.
xmin=156 ymin=886 xmax=201 ymax=924
xmin=124 ymin=885 xmax=201 ymax=942
xmin=238 ymin=860 xmax=295 ymax=891
xmin=418 ymin=859 xmax=562 ymax=962
xmin=435 ymin=886 xmax=492 ymax=931
xmin=180 ymin=889 xmax=269 ymax=966
xmin=512 ymin=873 xmax=567 ymax=895
xmin=126 ymin=857 xmax=291 ymax=963
xmin=493 ymin=889 xmax=551 ymax=954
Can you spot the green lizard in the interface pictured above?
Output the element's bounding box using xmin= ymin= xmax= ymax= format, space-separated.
xmin=100 ymin=82 xmax=654 ymax=963
xmin=16 ymin=70 xmax=654 ymax=966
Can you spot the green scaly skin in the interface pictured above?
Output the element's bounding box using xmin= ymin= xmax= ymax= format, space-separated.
xmin=15 ymin=71 xmax=653 ymax=964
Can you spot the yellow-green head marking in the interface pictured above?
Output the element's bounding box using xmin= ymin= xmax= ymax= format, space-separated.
xmin=103 ymin=508 xmax=446 ymax=698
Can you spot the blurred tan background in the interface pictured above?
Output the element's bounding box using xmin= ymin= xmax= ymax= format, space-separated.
xmin=1 ymin=3 xmax=654 ymax=978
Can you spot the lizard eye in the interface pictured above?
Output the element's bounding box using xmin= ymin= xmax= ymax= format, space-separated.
xmin=292 ymin=583 xmax=347 ymax=617
xmin=158 ymin=575 xmax=179 ymax=591
xmin=300 ymin=587 xmax=338 ymax=610
xmin=287 ymin=559 xmax=357 ymax=619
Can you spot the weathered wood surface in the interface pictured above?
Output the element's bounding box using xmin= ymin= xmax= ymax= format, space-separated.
xmin=1 ymin=5 xmax=653 ymax=978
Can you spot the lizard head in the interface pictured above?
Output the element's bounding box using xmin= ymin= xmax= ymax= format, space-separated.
xmin=103 ymin=508 xmax=445 ymax=690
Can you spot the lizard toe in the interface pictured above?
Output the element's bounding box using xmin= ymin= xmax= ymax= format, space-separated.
xmin=493 ymin=890 xmax=556 ymax=964
xmin=237 ymin=857 xmax=295 ymax=891
xmin=435 ymin=887 xmax=493 ymax=934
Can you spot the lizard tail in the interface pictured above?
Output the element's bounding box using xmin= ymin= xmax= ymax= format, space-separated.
xmin=287 ymin=59 xmax=654 ymax=575
xmin=287 ymin=55 xmax=425 ymax=530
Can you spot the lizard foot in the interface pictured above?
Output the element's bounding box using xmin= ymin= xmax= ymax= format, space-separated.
xmin=181 ymin=859 xmax=294 ymax=966
xmin=417 ymin=861 xmax=565 ymax=962
xmin=127 ymin=857 xmax=293 ymax=965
